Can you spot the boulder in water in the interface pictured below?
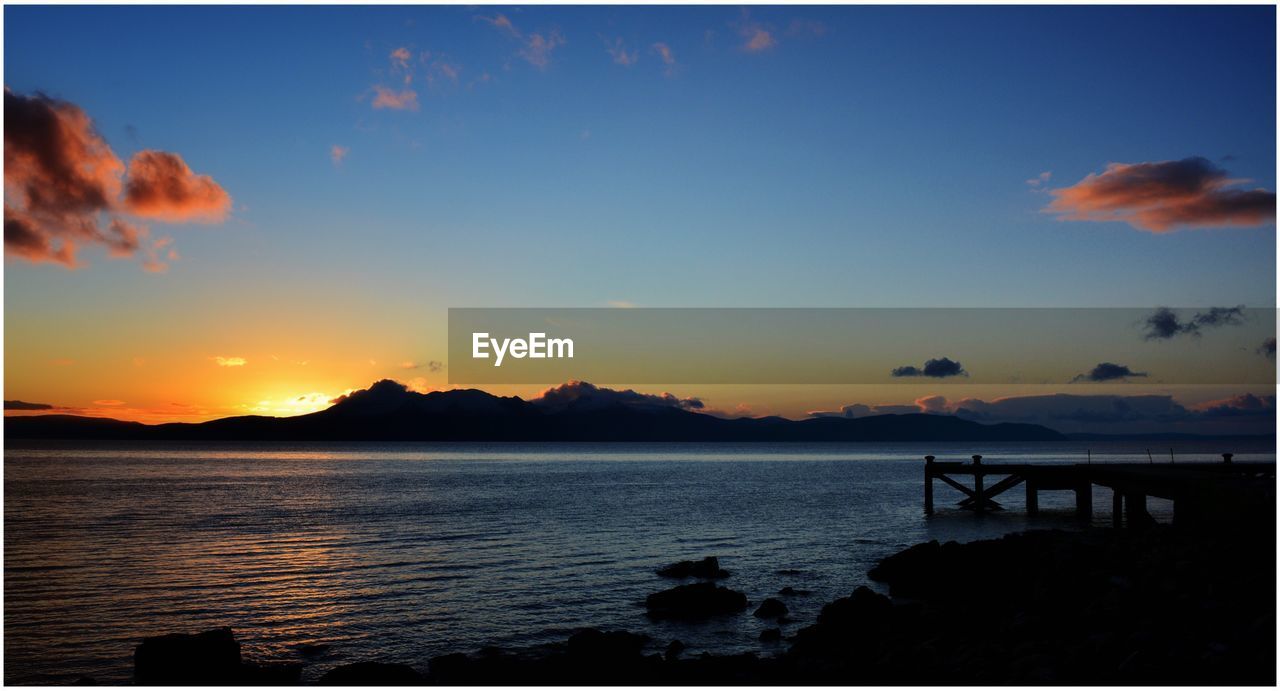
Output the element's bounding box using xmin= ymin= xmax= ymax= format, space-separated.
xmin=645 ymin=582 xmax=748 ymax=620
xmin=657 ymin=556 xmax=730 ymax=579
xmin=754 ymin=598 xmax=788 ymax=619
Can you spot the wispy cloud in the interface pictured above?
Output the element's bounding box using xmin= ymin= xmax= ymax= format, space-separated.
xmin=604 ymin=37 xmax=638 ymax=66
xmin=330 ymin=145 xmax=349 ymax=166
xmin=1142 ymin=306 xmax=1246 ymax=340
xmin=211 ymin=356 xmax=247 ymax=367
xmin=1026 ymin=171 xmax=1052 ymax=188
xmin=651 ymin=42 xmax=677 ymax=76
xmin=479 ymin=13 xmax=564 ymax=70
xmin=1046 ymin=157 xmax=1276 ymax=232
xmin=734 ymin=12 xmax=776 ymax=53
xmin=371 ymin=85 xmax=419 ymax=111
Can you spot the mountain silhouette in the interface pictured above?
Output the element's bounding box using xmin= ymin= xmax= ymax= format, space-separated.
xmin=5 ymin=379 xmax=1066 ymax=442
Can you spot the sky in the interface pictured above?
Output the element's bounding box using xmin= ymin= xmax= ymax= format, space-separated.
xmin=4 ymin=5 xmax=1277 ymax=434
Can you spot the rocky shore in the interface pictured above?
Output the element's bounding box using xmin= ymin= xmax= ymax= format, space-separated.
xmin=129 ymin=525 xmax=1275 ymax=685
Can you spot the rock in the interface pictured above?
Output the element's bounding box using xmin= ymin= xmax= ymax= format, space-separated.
xmin=759 ymin=628 xmax=783 ymax=643
xmin=778 ymin=586 xmax=812 ymax=596
xmin=657 ymin=556 xmax=729 ymax=579
xmin=645 ymin=582 xmax=748 ymax=620
xmin=754 ymin=598 xmax=788 ymax=619
xmin=427 ymin=653 xmax=473 ymax=683
xmin=296 ymin=643 xmax=331 ymax=658
xmin=318 ymin=661 xmax=424 ymax=685
xmin=665 ymin=640 xmax=686 ymax=661
xmin=240 ymin=662 xmax=303 ymax=684
xmin=134 ymin=627 xmax=242 ymax=684
xmin=567 ymin=629 xmax=649 ymax=660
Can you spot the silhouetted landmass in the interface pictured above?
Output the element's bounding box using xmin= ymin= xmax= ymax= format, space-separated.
xmin=5 ymin=380 xmax=1065 ymax=443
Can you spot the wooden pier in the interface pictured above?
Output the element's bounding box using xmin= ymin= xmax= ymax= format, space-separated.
xmin=923 ymin=454 xmax=1275 ymax=527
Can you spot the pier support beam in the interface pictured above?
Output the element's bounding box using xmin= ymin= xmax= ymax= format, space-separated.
xmin=1075 ymin=482 xmax=1093 ymax=521
xmin=924 ymin=456 xmax=935 ymax=515
xmin=1126 ymin=493 xmax=1150 ymax=527
xmin=1025 ymin=480 xmax=1038 ymax=516
xmin=971 ymin=455 xmax=985 ymax=514
xmin=1112 ymin=490 xmax=1123 ymax=529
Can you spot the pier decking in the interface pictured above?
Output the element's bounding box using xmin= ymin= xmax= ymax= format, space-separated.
xmin=924 ymin=454 xmax=1275 ymax=527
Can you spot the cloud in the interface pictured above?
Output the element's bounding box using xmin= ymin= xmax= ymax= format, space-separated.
xmin=371 ymin=85 xmax=420 ymax=111
xmin=390 ymin=47 xmax=412 ymax=71
xmin=121 ymin=151 xmax=232 ymax=223
xmin=518 ymin=30 xmax=565 ymax=69
xmin=533 ymin=380 xmax=703 ymax=412
xmin=742 ymin=27 xmax=776 ymax=52
xmin=891 ymin=357 xmax=967 ymax=378
xmin=1026 ymin=171 xmax=1052 ymax=188
xmin=4 ymin=400 xmax=53 ymax=410
xmin=212 ymin=356 xmax=247 ymax=367
xmin=399 ymin=360 xmax=444 ymax=372
xmin=651 ymin=42 xmax=677 ymax=76
xmin=814 ymin=391 xmax=1275 ymax=434
xmin=785 ymin=19 xmax=827 ymax=38
xmin=478 ymin=14 xmax=520 ymax=39
xmin=733 ymin=12 xmax=776 ymax=52
xmin=605 ymin=37 xmax=638 ymax=66
xmin=3 ymin=89 xmax=220 ymax=270
xmin=481 ymin=14 xmax=564 ymax=70
xmin=1046 ymin=157 xmax=1276 ymax=232
xmin=1142 ymin=305 xmax=1246 ymax=340
xmin=330 ymin=145 xmax=349 ymax=165
xmin=1071 ymin=362 xmax=1148 ymax=383
xmin=1193 ymin=393 xmax=1276 ymax=418
xmin=807 ymin=402 xmax=925 ymax=418
xmin=1258 ymin=337 xmax=1276 ymax=360
xmin=92 ymin=399 xmax=125 ymax=406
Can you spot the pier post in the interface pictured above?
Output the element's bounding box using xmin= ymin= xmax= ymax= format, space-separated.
xmin=1025 ymin=479 xmax=1038 ymax=516
xmin=1075 ymin=481 xmax=1093 ymax=521
xmin=1112 ymin=490 xmax=1123 ymax=529
xmin=1222 ymin=453 xmax=1233 ymax=464
xmin=1126 ymin=493 xmax=1148 ymax=527
xmin=971 ymin=455 xmax=985 ymax=514
xmin=924 ymin=456 xmax=935 ymax=515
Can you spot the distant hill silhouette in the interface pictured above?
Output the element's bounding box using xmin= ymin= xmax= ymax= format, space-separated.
xmin=5 ymin=380 xmax=1066 ymax=442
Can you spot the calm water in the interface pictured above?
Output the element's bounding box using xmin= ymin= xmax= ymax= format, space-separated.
xmin=5 ymin=440 xmax=1272 ymax=684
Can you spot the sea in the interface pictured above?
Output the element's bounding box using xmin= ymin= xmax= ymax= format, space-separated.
xmin=4 ymin=440 xmax=1273 ymax=684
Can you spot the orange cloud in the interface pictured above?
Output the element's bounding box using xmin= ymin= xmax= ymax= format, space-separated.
xmin=93 ymin=399 xmax=125 ymax=406
xmin=651 ymin=43 xmax=677 ymax=76
xmin=743 ymin=28 xmax=776 ymax=52
xmin=212 ymin=356 xmax=247 ymax=367
xmin=330 ymin=145 xmax=349 ymax=165
xmin=4 ymin=89 xmax=230 ymax=269
xmin=605 ymin=37 xmax=638 ymax=66
xmin=1046 ymin=157 xmax=1276 ymax=232
xmin=390 ymin=47 xmax=412 ymax=71
xmin=480 ymin=14 xmax=564 ymax=70
xmin=372 ymin=85 xmax=420 ymax=111
xmin=123 ymin=150 xmax=232 ymax=223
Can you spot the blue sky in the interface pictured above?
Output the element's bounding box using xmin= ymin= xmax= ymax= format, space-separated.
xmin=4 ymin=5 xmax=1276 ymax=427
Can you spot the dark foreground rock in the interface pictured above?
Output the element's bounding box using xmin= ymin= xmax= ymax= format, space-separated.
xmin=132 ymin=525 xmax=1275 ymax=685
xmin=752 ymin=598 xmax=787 ymax=619
xmin=425 ymin=526 xmax=1275 ymax=685
xmin=318 ymin=662 xmax=424 ymax=685
xmin=656 ymin=556 xmax=729 ymax=579
xmin=645 ymin=582 xmax=748 ymax=620
xmin=133 ymin=627 xmax=301 ymax=684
